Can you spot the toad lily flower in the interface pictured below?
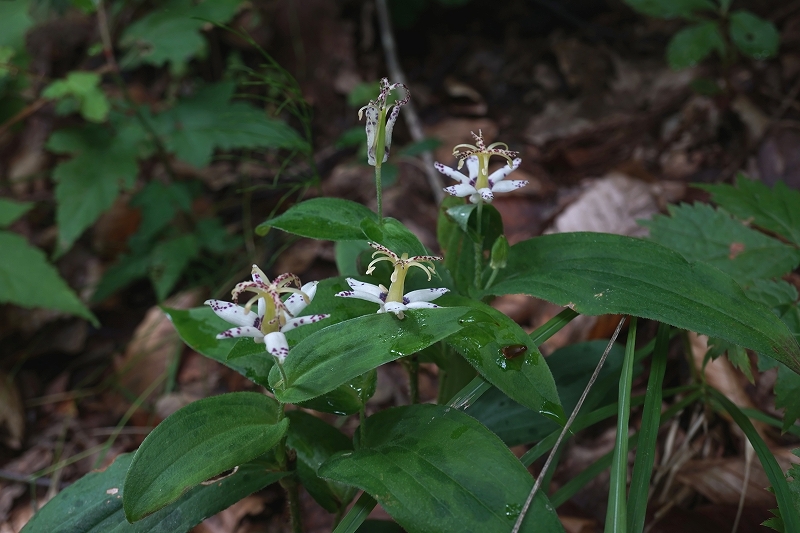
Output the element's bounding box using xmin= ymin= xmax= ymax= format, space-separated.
xmin=359 ymin=78 xmax=410 ymax=166
xmin=435 ymin=130 xmax=527 ymax=204
xmin=205 ymin=266 xmax=329 ymax=364
xmin=335 ymin=243 xmax=448 ymax=319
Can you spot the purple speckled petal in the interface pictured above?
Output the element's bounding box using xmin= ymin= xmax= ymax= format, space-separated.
xmin=265 ymin=331 xmax=290 ymax=364
xmin=444 ymin=183 xmax=477 ymax=198
xmin=487 ymin=158 xmax=521 ymax=186
xmin=477 ymin=188 xmax=494 ymax=202
xmin=405 ymin=301 xmax=440 ymax=309
xmin=215 ymin=326 xmax=264 ymax=341
xmin=362 ymin=105 xmax=379 ymax=166
xmin=491 ymin=180 xmax=528 ymax=193
xmin=282 ymin=313 xmax=330 ymax=333
xmin=434 ymin=162 xmax=470 ymax=184
xmin=404 ymin=287 xmax=449 ymax=303
xmin=465 ymin=156 xmax=479 ymax=180
xmin=285 ymin=280 xmax=318 ymax=316
xmin=205 ymin=299 xmax=259 ymax=327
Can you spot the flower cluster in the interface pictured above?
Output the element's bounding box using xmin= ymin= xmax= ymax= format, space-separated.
xmin=336 ymin=243 xmax=448 ymax=319
xmin=359 ymin=78 xmax=410 ymax=166
xmin=205 ymin=265 xmax=328 ymax=364
xmin=435 ymin=130 xmax=527 ymax=204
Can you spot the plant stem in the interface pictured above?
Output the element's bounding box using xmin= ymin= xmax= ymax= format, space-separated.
xmin=375 ymin=162 xmax=383 ymax=222
xmin=473 ymin=201 xmax=484 ymax=288
xmin=275 ymin=402 xmax=302 ymax=533
xmin=408 ymin=356 xmax=419 ymax=404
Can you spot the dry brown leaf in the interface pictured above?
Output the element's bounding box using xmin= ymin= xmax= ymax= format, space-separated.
xmin=559 ymin=515 xmax=597 ymax=533
xmin=193 ymin=495 xmax=265 ymax=533
xmin=675 ymin=457 xmax=775 ymax=507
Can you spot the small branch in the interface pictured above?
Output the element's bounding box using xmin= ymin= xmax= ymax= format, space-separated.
xmin=512 ymin=316 xmax=627 ymax=533
xmin=374 ymin=0 xmax=443 ymax=203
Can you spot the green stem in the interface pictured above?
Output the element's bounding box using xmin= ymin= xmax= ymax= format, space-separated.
xmin=358 ymin=405 xmax=366 ymax=448
xmin=473 ymin=201 xmax=484 ymax=289
xmin=408 ymin=356 xmax=419 ymax=404
xmin=275 ymin=402 xmax=302 ymax=533
xmin=375 ymin=162 xmax=383 ymax=222
xmin=483 ymin=268 xmax=499 ymax=290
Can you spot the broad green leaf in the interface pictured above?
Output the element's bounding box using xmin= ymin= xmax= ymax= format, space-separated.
xmin=123 ymin=392 xmax=288 ymax=521
xmin=0 ymin=231 xmax=97 ymax=324
xmin=359 ymin=217 xmax=429 ymax=257
xmin=0 ymin=198 xmax=32 ymax=227
xmin=286 ymin=411 xmax=356 ymax=512
xmin=120 ymin=0 xmax=241 ymax=71
xmin=709 ymin=389 xmax=800 ymax=533
xmin=487 ymin=232 xmax=800 ymax=374
xmin=42 ymin=71 xmax=110 ymax=122
xmin=48 ymin=122 xmax=146 ymax=253
xmin=149 ymin=81 xmax=307 ymax=167
xmin=148 ymin=234 xmax=200 ymax=300
xmin=21 ymin=453 xmax=287 ymax=533
xmin=467 ymin=340 xmax=627 ymax=446
xmin=257 ymin=197 xmax=379 ymax=240
xmin=0 ymin=0 xmax=33 ymax=50
xmin=440 ymin=294 xmax=563 ymax=422
xmin=622 ymin=0 xmax=716 ymax=18
xmin=698 ymin=175 xmax=800 ymax=246
xmin=764 ymin=450 xmax=800 ymax=532
xmin=729 ymin=11 xmax=780 ymax=59
xmin=269 ymin=308 xmax=468 ymax=405
xmin=335 ymin=240 xmax=372 ymax=277
xmin=643 ymin=203 xmax=800 ymax=285
xmin=319 ymin=404 xmax=564 ymax=533
xmin=667 ymin=21 xmax=726 ymax=70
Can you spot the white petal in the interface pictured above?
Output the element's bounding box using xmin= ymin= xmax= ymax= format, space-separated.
xmin=258 ymin=297 xmax=266 ymax=319
xmin=487 ymin=158 xmax=521 ymax=186
xmin=444 ymin=183 xmax=477 ymax=198
xmin=363 ymin=105 xmax=379 ymax=166
xmin=404 ymin=287 xmax=449 ymax=303
xmin=336 ymin=289 xmax=385 ymax=305
xmin=491 ymin=180 xmax=528 ymax=193
xmin=265 ymin=331 xmax=289 ymax=364
xmin=216 ymin=326 xmax=265 ymax=341
xmin=205 ymin=300 xmax=258 ymax=327
xmin=283 ymin=282 xmax=314 ymax=317
xmin=434 ymin=162 xmax=470 ymax=184
xmin=477 ymin=188 xmax=494 ymax=202
xmin=384 ymin=302 xmax=408 ymax=315
xmin=346 ymin=278 xmax=386 ymax=299
xmin=282 ymin=314 xmax=329 ymax=333
xmin=405 ymin=301 xmax=440 ymax=309
xmin=466 ymin=156 xmax=479 ymax=179
xmin=383 ymin=105 xmax=401 ymax=163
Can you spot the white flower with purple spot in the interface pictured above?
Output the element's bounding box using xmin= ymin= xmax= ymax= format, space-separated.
xmin=205 ymin=266 xmax=329 ymax=364
xmin=435 ymin=130 xmax=527 ymax=204
xmin=358 ymin=78 xmax=410 ymax=166
xmin=335 ymin=243 xmax=448 ymax=319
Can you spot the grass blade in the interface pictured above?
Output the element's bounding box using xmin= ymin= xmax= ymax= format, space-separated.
xmin=627 ymin=322 xmax=669 ymax=533
xmin=331 ymin=492 xmax=377 ymax=533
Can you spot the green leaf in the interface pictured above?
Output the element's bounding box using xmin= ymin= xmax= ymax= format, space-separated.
xmin=359 ymin=217 xmax=429 ymax=257
xmin=93 ymin=253 xmax=151 ymax=303
xmin=0 ymin=231 xmax=97 ymax=324
xmin=270 ymin=308 xmax=468 ymax=405
xmin=129 ymin=181 xmax=193 ymax=250
xmin=120 ymin=0 xmax=241 ymax=71
xmin=729 ymin=10 xmax=780 ymax=59
xmin=764 ymin=451 xmax=800 ymax=532
xmin=21 ymin=453 xmax=287 ymax=533
xmin=257 ymin=197 xmax=379 ymax=240
xmin=0 ymin=0 xmax=33 ymax=50
xmin=440 ymin=294 xmax=563 ymax=422
xmin=667 ymin=21 xmax=727 ymax=69
xmin=643 ymin=202 xmax=800 ymax=285
xmin=148 ymin=234 xmax=200 ymax=300
xmin=0 ymin=198 xmax=32 ymax=228
xmin=622 ymin=0 xmax=716 ymax=19
xmin=149 ymin=81 xmax=307 ymax=167
xmin=319 ymin=404 xmax=564 ymax=533
xmin=42 ymin=71 xmax=110 ymax=122
xmin=775 ymin=363 xmax=800 ymax=433
xmin=123 ymin=392 xmax=288 ymax=521
xmin=487 ymin=232 xmax=800 ymax=374
xmin=335 ymin=240 xmax=372 ymax=277
xmin=698 ymin=175 xmax=800 ymax=246
xmin=286 ymin=411 xmax=356 ymax=512
xmin=48 ymin=122 xmax=145 ymax=253
xmin=709 ymin=388 xmax=800 ymax=533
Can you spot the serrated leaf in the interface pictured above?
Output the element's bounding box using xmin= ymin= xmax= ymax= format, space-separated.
xmin=622 ymin=0 xmax=716 ymax=19
xmin=20 ymin=453 xmax=287 ymax=533
xmin=667 ymin=21 xmax=727 ymax=70
xmin=150 ymin=81 xmax=307 ymax=167
xmin=0 ymin=198 xmax=32 ymax=228
xmin=0 ymin=231 xmax=97 ymax=324
xmin=48 ymin=122 xmax=145 ymax=253
xmin=129 ymin=181 xmax=193 ymax=251
xmin=487 ymin=232 xmax=800 ymax=374
xmin=120 ymin=0 xmax=241 ymax=71
xmin=698 ymin=175 xmax=800 ymax=246
xmin=643 ymin=202 xmax=800 ymax=285
xmin=764 ymin=452 xmax=800 ymax=532
xmin=42 ymin=71 xmax=110 ymax=122
xmin=729 ymin=10 xmax=780 ymax=59
xmin=269 ymin=308 xmax=468 ymax=405
xmin=123 ymin=392 xmax=288 ymax=521
xmin=318 ymin=404 xmax=564 ymax=533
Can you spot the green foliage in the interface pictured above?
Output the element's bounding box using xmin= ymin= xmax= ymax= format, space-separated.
xmin=120 ymin=0 xmax=242 ymax=73
xmin=123 ymin=392 xmax=288 ymax=521
xmin=0 ymin=0 xmax=34 ymax=50
xmin=42 ymin=71 xmax=110 ymax=122
xmin=0 ymin=197 xmax=32 ymax=227
xmin=20 ymin=453 xmax=287 ymax=533
xmin=729 ymin=10 xmax=780 ymax=60
xmin=764 ymin=450 xmax=800 ymax=532
xmin=667 ymin=22 xmax=726 ymax=70
xmin=319 ymin=404 xmax=564 ymax=533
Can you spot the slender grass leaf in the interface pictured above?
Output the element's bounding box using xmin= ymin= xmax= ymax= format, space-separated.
xmin=319 ymin=404 xmax=564 ymax=533
xmin=487 ymin=232 xmax=800 ymax=374
xmin=123 ymin=392 xmax=288 ymax=521
xmin=0 ymin=231 xmax=97 ymax=324
xmin=698 ymin=175 xmax=800 ymax=246
xmin=270 ymin=307 xmax=468 ymax=404
xmin=333 ymin=493 xmax=378 ymax=533
xmin=22 ymin=453 xmax=287 ymax=533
